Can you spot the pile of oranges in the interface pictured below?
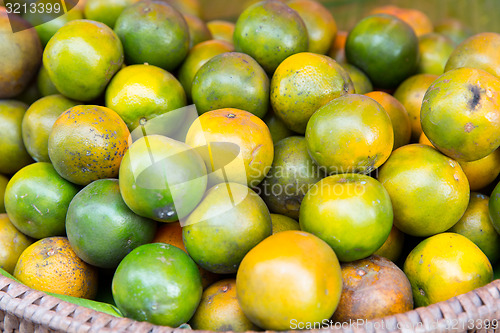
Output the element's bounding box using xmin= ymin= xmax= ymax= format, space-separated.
xmin=1 ymin=0 xmax=500 ymax=331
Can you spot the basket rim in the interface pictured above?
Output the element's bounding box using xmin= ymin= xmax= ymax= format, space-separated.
xmin=0 ymin=274 xmax=499 ymax=333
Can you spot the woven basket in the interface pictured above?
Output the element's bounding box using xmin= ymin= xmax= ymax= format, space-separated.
xmin=0 ymin=274 xmax=499 ymax=333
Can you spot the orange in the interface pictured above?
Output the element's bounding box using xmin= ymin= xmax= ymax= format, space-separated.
xmin=185 ymin=108 xmax=274 ymax=187
xmin=233 ymin=0 xmax=308 ymax=73
xmin=299 ymin=173 xmax=393 ymax=262
xmin=287 ymin=0 xmax=337 ymax=55
xmin=84 ymin=0 xmax=139 ymax=28
xmin=163 ymin=0 xmax=202 ymax=18
xmin=449 ymin=192 xmax=500 ymax=264
xmin=114 ymin=0 xmax=189 ymax=71
xmin=178 ymin=40 xmax=235 ymax=99
xmin=458 ymin=149 xmax=500 ymax=191
xmin=14 ymin=237 xmax=98 ymax=299
xmin=236 ymin=230 xmax=342 ymax=330
xmin=0 ymin=214 xmax=32 ymax=274
xmin=190 ymin=279 xmax=259 ymax=332
xmin=37 ymin=65 xmax=59 ymax=97
xmin=327 ymin=30 xmax=347 ymax=63
xmin=393 ymin=73 xmax=438 ymax=140
xmin=0 ymin=100 xmax=33 ymax=175
xmin=270 ymin=52 xmax=354 ymax=133
xmin=421 ymin=67 xmax=500 ymax=161
xmin=0 ymin=8 xmax=42 ymax=98
xmin=343 ymin=63 xmax=373 ymax=94
xmin=270 ymin=214 xmax=299 ymax=234
xmin=417 ymin=33 xmax=455 ymax=75
xmin=373 ymin=225 xmax=405 ymax=262
xmin=262 ymin=108 xmax=294 ymax=144
xmin=365 ymin=91 xmax=411 ymax=150
xmin=403 ymin=233 xmax=493 ymax=307
xmin=0 ymin=175 xmax=7 ymax=213
xmin=345 ymin=14 xmax=419 ymax=89
xmin=22 ymin=95 xmax=79 ymax=163
xmin=105 ymin=64 xmax=187 ymax=132
xmin=418 ymin=131 xmax=433 ymax=146
xmin=48 ymin=105 xmax=130 ymax=185
xmin=183 ymin=13 xmax=212 ymax=48
xmin=369 ymin=5 xmax=433 ymax=37
xmin=191 ymin=52 xmax=269 ymax=118
xmin=305 ymin=94 xmax=393 ymax=174
xmin=378 ymin=144 xmax=470 ymax=237
xmin=183 ymin=182 xmax=272 ymax=274
xmin=4 ymin=162 xmax=79 ymax=239
xmin=206 ymin=20 xmax=235 ymax=44
xmin=434 ymin=18 xmax=474 ymax=46
xmin=43 ymin=19 xmax=124 ymax=101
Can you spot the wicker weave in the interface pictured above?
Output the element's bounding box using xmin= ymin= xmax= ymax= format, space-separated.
xmin=0 ymin=274 xmax=499 ymax=333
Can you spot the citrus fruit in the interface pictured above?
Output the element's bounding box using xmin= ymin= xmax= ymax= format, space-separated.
xmin=37 ymin=65 xmax=59 ymax=97
xmin=206 ymin=20 xmax=235 ymax=44
xmin=14 ymin=237 xmax=98 ymax=299
xmin=417 ymin=33 xmax=455 ymax=75
xmin=163 ymin=0 xmax=202 ymax=18
xmin=178 ymin=39 xmax=234 ymax=99
xmin=0 ymin=175 xmax=8 ymax=213
xmin=434 ymin=18 xmax=474 ymax=46
xmin=458 ymin=149 xmax=500 ymax=191
xmin=259 ymin=136 xmax=323 ymax=220
xmin=421 ymin=67 xmax=500 ymax=161
xmin=233 ymin=0 xmax=308 ymax=74
xmin=0 ymin=214 xmax=32 ymax=274
xmin=445 ymin=32 xmax=500 ymax=79
xmin=43 ymin=19 xmax=124 ymax=101
xmin=105 ymin=64 xmax=187 ymax=132
xmin=183 ymin=182 xmax=272 ymax=274
xmin=488 ymin=180 xmax=500 ymax=235
xmin=403 ymin=233 xmax=493 ymax=307
xmin=332 ymin=255 xmax=413 ymax=322
xmin=0 ymin=8 xmax=42 ymax=98
xmin=185 ymin=108 xmax=273 ymax=187
xmin=300 ymin=173 xmax=393 ymax=262
xmin=378 ymin=144 xmax=470 ymax=237
xmin=342 ymin=63 xmax=373 ymax=94
xmin=327 ymin=30 xmax=347 ymax=63
xmin=305 ymin=94 xmax=393 ymax=174
xmin=48 ymin=105 xmax=130 ymax=185
xmin=84 ymin=0 xmax=139 ymax=28
xmin=449 ymin=192 xmax=500 ymax=264
xmin=287 ymin=0 xmax=337 ymax=55
xmin=119 ymin=135 xmax=207 ymax=222
xmin=4 ymin=162 xmax=79 ymax=239
xmin=22 ymin=95 xmax=78 ymax=163
xmin=270 ymin=52 xmax=354 ymax=133
xmin=345 ymin=14 xmax=419 ymax=89
xmin=393 ymin=73 xmax=438 ymax=140
xmin=262 ymin=108 xmax=294 ymax=144
xmin=190 ymin=279 xmax=260 ymax=332
xmin=270 ymin=214 xmax=299 ymax=234
xmin=236 ymin=230 xmax=342 ymax=330
xmin=24 ymin=0 xmax=84 ymax=46
xmin=114 ymin=0 xmax=189 ymax=71
xmin=66 ymin=179 xmax=157 ymax=269
xmin=112 ymin=243 xmax=202 ymax=327
xmin=365 ymin=91 xmax=411 ymax=150
xmin=369 ymin=5 xmax=433 ymax=37
xmin=373 ymin=225 xmax=405 ymax=262
xmin=191 ymin=52 xmax=269 ymax=118
xmin=418 ymin=131 xmax=433 ymax=146
xmin=183 ymin=13 xmax=212 ymax=48
xmin=0 ymin=100 xmax=33 ymax=175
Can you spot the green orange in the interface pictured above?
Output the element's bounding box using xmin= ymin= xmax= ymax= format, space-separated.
xmin=43 ymin=19 xmax=124 ymax=101
xmin=183 ymin=13 xmax=212 ymax=48
xmin=233 ymin=0 xmax=308 ymax=74
xmin=378 ymin=144 xmax=470 ymax=237
xmin=0 ymin=214 xmax=33 ymax=274
xmin=192 ymin=52 xmax=269 ymax=118
xmin=48 ymin=105 xmax=130 ymax=185
xmin=112 ymin=243 xmax=202 ymax=327
xmin=0 ymin=175 xmax=7 ymax=213
xmin=434 ymin=18 xmax=473 ymax=46
xmin=270 ymin=52 xmax=354 ymax=133
xmin=22 ymin=95 xmax=78 ymax=162
xmin=84 ymin=0 xmax=139 ymax=28
xmin=270 ymin=214 xmax=300 ymax=234
xmin=4 ymin=162 xmax=79 ymax=239
xmin=343 ymin=63 xmax=373 ymax=94
xmin=262 ymin=109 xmax=294 ymax=144
xmin=417 ymin=33 xmax=455 ymax=75
xmin=37 ymin=65 xmax=59 ymax=97
xmin=66 ymin=179 xmax=157 ymax=268
xmin=458 ymin=149 xmax=500 ymax=191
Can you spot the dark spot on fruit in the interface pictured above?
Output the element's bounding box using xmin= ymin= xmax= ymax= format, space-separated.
xmin=468 ymin=84 xmax=481 ymax=110
xmin=464 ymin=122 xmax=476 ymax=133
xmin=419 ymin=288 xmax=425 ymax=296
xmin=226 ymin=113 xmax=236 ymax=119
